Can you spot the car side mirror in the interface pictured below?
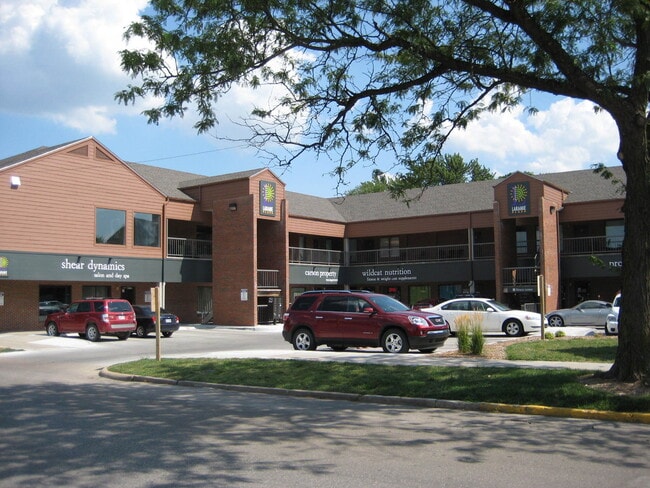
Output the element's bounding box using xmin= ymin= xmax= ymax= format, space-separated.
xmin=362 ymin=307 xmax=375 ymax=314
xmin=486 ymin=307 xmax=495 ymax=312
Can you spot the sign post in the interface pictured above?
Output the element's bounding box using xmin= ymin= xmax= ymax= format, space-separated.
xmin=537 ymin=275 xmax=546 ymax=340
xmin=151 ymin=286 xmax=162 ymax=360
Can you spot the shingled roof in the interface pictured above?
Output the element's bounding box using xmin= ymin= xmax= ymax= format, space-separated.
xmin=2 ymin=138 xmax=625 ymax=223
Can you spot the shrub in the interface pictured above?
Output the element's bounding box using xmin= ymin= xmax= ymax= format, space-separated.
xmin=470 ymin=322 xmax=485 ymax=355
xmin=455 ymin=313 xmax=484 ymax=354
xmin=555 ymin=330 xmax=566 ymax=338
xmin=544 ymin=331 xmax=555 ymax=340
xmin=455 ymin=314 xmax=472 ymax=353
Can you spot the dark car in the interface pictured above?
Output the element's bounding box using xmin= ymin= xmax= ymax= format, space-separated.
xmin=39 ymin=300 xmax=66 ymax=315
xmin=132 ymin=305 xmax=180 ymax=338
xmin=44 ymin=298 xmax=136 ymax=341
xmin=282 ymin=290 xmax=450 ymax=353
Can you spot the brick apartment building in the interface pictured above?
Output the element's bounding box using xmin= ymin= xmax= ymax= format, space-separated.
xmin=0 ymin=137 xmax=624 ymax=331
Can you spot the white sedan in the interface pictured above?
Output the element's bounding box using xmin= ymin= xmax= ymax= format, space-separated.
xmin=422 ymin=298 xmax=544 ymax=337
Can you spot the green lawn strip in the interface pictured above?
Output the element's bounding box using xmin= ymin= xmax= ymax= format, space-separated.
xmin=0 ymin=347 xmax=20 ymax=353
xmin=109 ymin=358 xmax=650 ymax=413
xmin=506 ymin=337 xmax=617 ymax=362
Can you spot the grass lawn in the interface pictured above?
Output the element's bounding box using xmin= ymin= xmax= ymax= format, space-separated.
xmin=109 ymin=337 xmax=650 ymax=413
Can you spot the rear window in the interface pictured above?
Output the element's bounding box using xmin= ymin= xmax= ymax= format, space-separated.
xmin=107 ymin=301 xmax=133 ymax=313
xmin=291 ymin=295 xmax=319 ymax=311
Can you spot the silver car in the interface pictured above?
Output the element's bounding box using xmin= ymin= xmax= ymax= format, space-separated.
xmin=546 ymin=300 xmax=613 ymax=327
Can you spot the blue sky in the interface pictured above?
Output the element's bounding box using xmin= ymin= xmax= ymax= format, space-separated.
xmin=0 ymin=0 xmax=620 ymax=198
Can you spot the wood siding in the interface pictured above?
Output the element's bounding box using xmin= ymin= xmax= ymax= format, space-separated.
xmin=0 ymin=140 xmax=167 ymax=258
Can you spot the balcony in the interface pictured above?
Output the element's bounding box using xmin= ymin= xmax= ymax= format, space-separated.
xmin=349 ymin=244 xmax=470 ymax=265
xmin=258 ymin=269 xmax=279 ymax=289
xmin=289 ymin=247 xmax=343 ymax=265
xmin=502 ymin=266 xmax=539 ymax=291
xmin=167 ymin=237 xmax=212 ymax=259
xmin=562 ymin=236 xmax=623 ymax=255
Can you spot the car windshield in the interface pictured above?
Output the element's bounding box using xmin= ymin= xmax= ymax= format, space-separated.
xmin=370 ymin=295 xmax=410 ymax=312
xmin=486 ymin=299 xmax=511 ymax=311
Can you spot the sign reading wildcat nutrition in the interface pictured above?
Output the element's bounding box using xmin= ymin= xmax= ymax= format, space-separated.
xmin=260 ymin=181 xmax=277 ymax=217
xmin=507 ymin=182 xmax=531 ymax=215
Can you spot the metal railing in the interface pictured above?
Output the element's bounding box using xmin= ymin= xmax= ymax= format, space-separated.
xmin=258 ymin=269 xmax=279 ymax=288
xmin=289 ymin=247 xmax=343 ymax=265
xmin=348 ymin=244 xmax=470 ymax=265
xmin=502 ymin=267 xmax=538 ymax=286
xmin=562 ymin=236 xmax=623 ymax=255
xmin=167 ymin=237 xmax=212 ymax=259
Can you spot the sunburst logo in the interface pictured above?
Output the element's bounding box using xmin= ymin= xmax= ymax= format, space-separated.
xmin=508 ymin=182 xmax=530 ymax=215
xmin=263 ymin=183 xmax=275 ymax=203
xmin=510 ymin=184 xmax=528 ymax=202
xmin=260 ymin=181 xmax=277 ymax=216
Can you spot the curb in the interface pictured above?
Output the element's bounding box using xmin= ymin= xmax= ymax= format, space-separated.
xmin=99 ymin=368 xmax=650 ymax=424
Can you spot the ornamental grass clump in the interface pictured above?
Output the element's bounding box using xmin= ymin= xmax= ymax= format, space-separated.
xmin=455 ymin=317 xmax=471 ymax=353
xmin=470 ymin=322 xmax=485 ymax=355
xmin=455 ymin=313 xmax=484 ymax=354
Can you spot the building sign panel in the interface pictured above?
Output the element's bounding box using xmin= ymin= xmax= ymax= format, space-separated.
xmin=290 ymin=265 xmax=340 ymax=285
xmin=507 ymin=182 xmax=531 ymax=216
xmin=259 ymin=181 xmax=277 ymax=217
xmin=0 ymin=256 xmax=8 ymax=277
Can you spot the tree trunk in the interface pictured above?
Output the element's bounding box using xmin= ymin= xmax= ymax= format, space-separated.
xmin=606 ymin=109 xmax=650 ymax=384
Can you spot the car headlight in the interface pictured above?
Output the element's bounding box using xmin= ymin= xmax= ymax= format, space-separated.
xmin=408 ymin=315 xmax=429 ymax=327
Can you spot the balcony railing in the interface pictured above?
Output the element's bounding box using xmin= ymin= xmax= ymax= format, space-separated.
xmin=258 ymin=269 xmax=279 ymax=289
xmin=289 ymin=247 xmax=343 ymax=265
xmin=349 ymin=244 xmax=470 ymax=265
xmin=562 ymin=236 xmax=623 ymax=255
xmin=502 ymin=267 xmax=538 ymax=287
xmin=167 ymin=237 xmax=212 ymax=259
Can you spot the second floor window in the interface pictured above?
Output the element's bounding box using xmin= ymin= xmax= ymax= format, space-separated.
xmin=134 ymin=212 xmax=161 ymax=247
xmin=96 ymin=208 xmax=125 ymax=245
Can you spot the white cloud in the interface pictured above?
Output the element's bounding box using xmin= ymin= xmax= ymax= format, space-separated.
xmin=48 ymin=105 xmax=116 ymax=133
xmin=0 ymin=0 xmax=149 ymax=132
xmin=447 ymin=97 xmax=619 ymax=175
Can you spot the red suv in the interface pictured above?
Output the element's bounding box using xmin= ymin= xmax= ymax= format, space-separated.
xmin=44 ymin=298 xmax=136 ymax=342
xmin=282 ymin=291 xmax=450 ymax=353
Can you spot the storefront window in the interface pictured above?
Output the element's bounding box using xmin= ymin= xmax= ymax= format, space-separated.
xmin=134 ymin=212 xmax=160 ymax=247
xmin=96 ymin=208 xmax=125 ymax=245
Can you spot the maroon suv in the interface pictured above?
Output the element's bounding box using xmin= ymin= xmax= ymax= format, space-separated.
xmin=282 ymin=290 xmax=450 ymax=353
xmin=44 ymin=298 xmax=136 ymax=342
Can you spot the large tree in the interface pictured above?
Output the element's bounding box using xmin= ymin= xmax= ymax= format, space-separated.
xmin=117 ymin=0 xmax=650 ymax=383
xmin=348 ymin=154 xmax=495 ymax=194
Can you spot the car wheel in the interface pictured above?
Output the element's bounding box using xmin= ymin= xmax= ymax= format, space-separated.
xmin=162 ymin=331 xmax=173 ymax=338
xmin=116 ymin=332 xmax=129 ymax=340
xmin=46 ymin=322 xmax=59 ymax=336
xmin=503 ymin=319 xmax=524 ymax=337
xmin=548 ymin=315 xmax=564 ymax=327
xmin=292 ymin=328 xmax=316 ymax=351
xmin=135 ymin=325 xmax=148 ymax=338
xmin=86 ymin=324 xmax=101 ymax=342
xmin=382 ymin=329 xmax=409 ymax=353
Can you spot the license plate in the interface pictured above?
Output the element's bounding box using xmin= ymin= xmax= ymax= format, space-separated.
xmin=118 ymin=315 xmax=125 ymax=320
xmin=164 ymin=318 xmax=171 ymax=323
